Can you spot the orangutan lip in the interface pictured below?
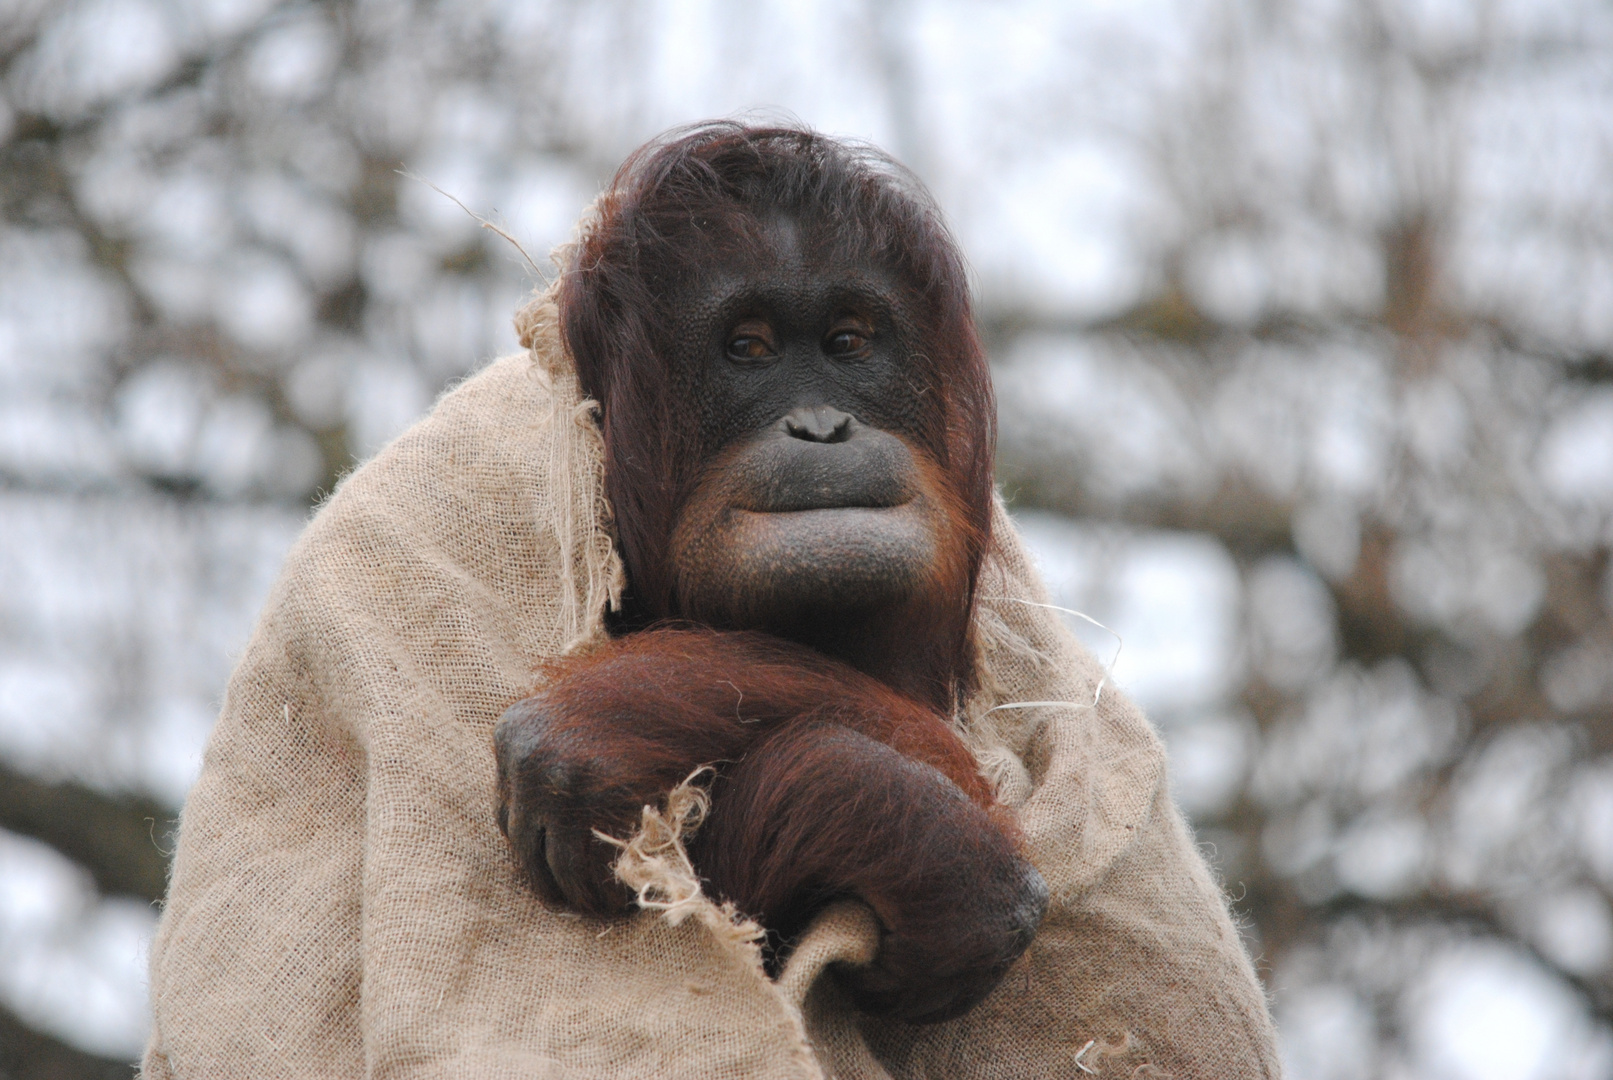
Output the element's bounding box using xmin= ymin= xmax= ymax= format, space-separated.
xmin=730 ymin=495 xmax=916 ymax=515
xmin=721 ymin=431 xmax=921 ymax=514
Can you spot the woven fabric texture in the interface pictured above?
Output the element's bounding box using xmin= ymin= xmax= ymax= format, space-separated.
xmin=142 ymin=292 xmax=1280 ymax=1079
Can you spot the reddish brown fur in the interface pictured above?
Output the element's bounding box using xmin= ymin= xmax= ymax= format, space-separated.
xmin=495 ymin=629 xmax=1038 ymax=1021
xmin=693 ymin=723 xmax=1036 ymax=1018
xmin=503 ymin=627 xmax=995 ymax=819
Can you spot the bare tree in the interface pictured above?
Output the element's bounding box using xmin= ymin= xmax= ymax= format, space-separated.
xmin=3 ymin=0 xmax=1611 ymax=1073
xmin=993 ymin=1 xmax=1613 ymax=1072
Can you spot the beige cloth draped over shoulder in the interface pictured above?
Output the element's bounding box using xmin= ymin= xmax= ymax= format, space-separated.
xmin=143 ymin=294 xmax=1280 ymax=1079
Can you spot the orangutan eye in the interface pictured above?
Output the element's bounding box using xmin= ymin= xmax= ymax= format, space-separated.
xmin=825 ymin=327 xmax=871 ymax=358
xmin=727 ymin=336 xmax=772 ymax=361
xmin=726 ymin=320 xmax=777 ymax=363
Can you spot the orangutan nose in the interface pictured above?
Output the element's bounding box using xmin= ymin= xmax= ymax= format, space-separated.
xmin=782 ymin=406 xmax=856 ymax=444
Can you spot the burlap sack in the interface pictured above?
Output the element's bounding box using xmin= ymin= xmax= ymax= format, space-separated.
xmin=142 ymin=293 xmax=1280 ymax=1079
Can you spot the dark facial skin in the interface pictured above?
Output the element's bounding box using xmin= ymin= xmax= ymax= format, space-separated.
xmin=674 ymin=228 xmax=937 ymax=460
xmin=663 ymin=219 xmax=956 ymax=653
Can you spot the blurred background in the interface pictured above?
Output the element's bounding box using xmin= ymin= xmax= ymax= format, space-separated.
xmin=2 ymin=0 xmax=1612 ymax=1075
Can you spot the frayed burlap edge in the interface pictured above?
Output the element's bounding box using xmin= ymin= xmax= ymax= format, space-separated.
xmin=516 ymin=287 xmax=623 ymax=654
xmin=601 ymin=769 xmax=769 ymax=969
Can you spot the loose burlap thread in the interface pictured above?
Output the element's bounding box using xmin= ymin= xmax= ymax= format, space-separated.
xmin=142 ymin=289 xmax=1280 ymax=1079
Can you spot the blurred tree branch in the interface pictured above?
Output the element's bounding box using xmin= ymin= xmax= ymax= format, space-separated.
xmin=0 ymin=1002 xmax=133 ymax=1079
xmin=0 ymin=762 xmax=172 ymax=903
